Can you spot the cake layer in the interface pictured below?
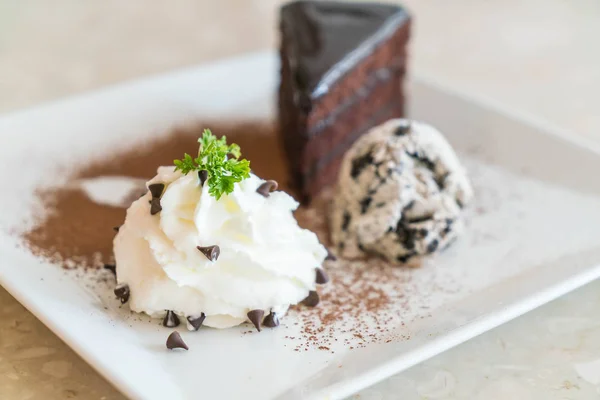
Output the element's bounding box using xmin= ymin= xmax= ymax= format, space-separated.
xmin=280 ymin=44 xmax=407 ymax=199
xmin=306 ymin=100 xmax=402 ymax=197
xmin=306 ymin=23 xmax=409 ymax=130
xmin=303 ymin=74 xmax=405 ymax=196
xmin=308 ymin=62 xmax=406 ymax=137
xmin=308 ymin=100 xmax=403 ymax=196
xmin=279 ymin=62 xmax=405 ymax=200
xmin=279 ymin=44 xmax=307 ymax=199
xmin=305 ymin=70 xmax=405 ymax=173
xmin=278 ymin=1 xmax=411 ymax=202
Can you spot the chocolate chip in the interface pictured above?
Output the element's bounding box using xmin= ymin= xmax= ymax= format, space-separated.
xmin=315 ymin=268 xmax=329 ymax=284
xmin=395 ymin=222 xmax=416 ymax=250
xmin=394 ymin=122 xmax=412 ymax=136
xmin=442 ymin=219 xmax=454 ymax=235
xmin=406 ymin=151 xmax=436 ymax=171
xmin=325 ymin=248 xmax=337 ymax=261
xmin=296 ymin=91 xmax=313 ymax=113
xmin=435 ymin=172 xmax=449 ymax=189
xmin=186 ymin=313 xmax=206 ymax=331
xmin=360 ymin=196 xmax=372 ymax=214
xmin=114 ymin=283 xmax=129 ymax=304
xmin=427 ymin=239 xmax=439 ymax=254
xmin=104 ymin=264 xmax=116 ymax=276
xmin=341 ymin=211 xmax=351 ymax=231
xmin=113 ymin=226 xmax=121 ymax=233
xmin=301 ymin=291 xmax=319 ymax=307
xmin=166 ymin=331 xmax=188 ymax=350
xmin=415 ymin=228 xmax=429 ymax=238
xmin=406 ymin=215 xmax=432 ymax=224
xmin=150 ymin=197 xmax=162 ymax=215
xmin=163 ymin=310 xmax=180 ymax=328
xmin=148 ymin=183 xmax=165 ymax=198
xmin=375 ymin=202 xmax=386 ymax=208
xmin=404 ymin=200 xmax=415 ymax=210
xmin=256 ymin=180 xmax=278 ymax=197
xmin=350 ymin=151 xmax=374 ymax=179
xmin=198 ymin=170 xmax=208 ymax=187
xmin=262 ymin=311 xmax=280 ymax=328
xmin=247 ymin=309 xmax=264 ymax=332
xmin=197 ymin=245 xmax=220 ymax=261
xmin=396 ymin=253 xmax=415 ymax=263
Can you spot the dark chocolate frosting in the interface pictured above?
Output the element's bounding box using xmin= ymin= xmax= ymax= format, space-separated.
xmin=281 ymin=1 xmax=410 ymax=101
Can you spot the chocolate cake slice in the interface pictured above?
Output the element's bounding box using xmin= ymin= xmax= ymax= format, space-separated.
xmin=278 ymin=0 xmax=411 ymax=202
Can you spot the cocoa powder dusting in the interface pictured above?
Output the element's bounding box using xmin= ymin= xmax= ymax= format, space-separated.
xmin=23 ymin=121 xmax=288 ymax=268
xmin=21 ymin=121 xmax=450 ymax=350
xmin=24 ymin=189 xmax=124 ymax=268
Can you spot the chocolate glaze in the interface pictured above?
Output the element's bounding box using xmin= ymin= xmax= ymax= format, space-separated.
xmin=280 ymin=1 xmax=410 ymax=101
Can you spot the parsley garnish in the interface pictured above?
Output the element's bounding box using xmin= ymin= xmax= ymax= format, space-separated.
xmin=174 ymin=129 xmax=250 ymax=199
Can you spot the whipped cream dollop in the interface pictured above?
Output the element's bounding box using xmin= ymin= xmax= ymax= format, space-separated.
xmin=331 ymin=119 xmax=473 ymax=264
xmin=114 ymin=167 xmax=327 ymax=329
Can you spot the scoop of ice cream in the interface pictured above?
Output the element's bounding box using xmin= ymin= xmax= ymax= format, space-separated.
xmin=114 ymin=167 xmax=327 ymax=329
xmin=330 ymin=119 xmax=473 ymax=264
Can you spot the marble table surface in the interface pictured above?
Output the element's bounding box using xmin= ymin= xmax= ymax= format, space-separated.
xmin=1 ymin=0 xmax=600 ymax=399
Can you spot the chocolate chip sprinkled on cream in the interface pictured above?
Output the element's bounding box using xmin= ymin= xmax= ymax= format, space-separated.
xmin=262 ymin=311 xmax=279 ymax=328
xmin=427 ymin=239 xmax=439 ymax=254
xmin=186 ymin=313 xmax=206 ymax=331
xmin=341 ymin=211 xmax=351 ymax=231
xmin=396 ymin=253 xmax=414 ymax=263
xmin=301 ymin=291 xmax=320 ymax=307
xmin=247 ymin=310 xmax=264 ymax=332
xmin=196 ymin=245 xmax=220 ymax=261
xmin=359 ymin=196 xmax=372 ymax=214
xmin=350 ymin=152 xmax=373 ymax=179
xmin=150 ymin=197 xmax=162 ymax=215
xmin=114 ymin=283 xmax=129 ymax=304
xmin=166 ymin=331 xmax=188 ymax=350
xmin=163 ymin=310 xmax=180 ymax=328
xmin=394 ymin=121 xmax=411 ymax=136
xmin=256 ymin=180 xmax=278 ymax=197
xmin=104 ymin=264 xmax=116 ymax=276
xmin=198 ymin=170 xmax=208 ymax=187
xmin=325 ymin=248 xmax=337 ymax=261
xmin=315 ymin=268 xmax=329 ymax=284
xmin=148 ymin=183 xmax=165 ymax=198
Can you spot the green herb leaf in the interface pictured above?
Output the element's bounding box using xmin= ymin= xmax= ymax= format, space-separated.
xmin=173 ymin=129 xmax=251 ymax=199
xmin=173 ymin=153 xmax=196 ymax=175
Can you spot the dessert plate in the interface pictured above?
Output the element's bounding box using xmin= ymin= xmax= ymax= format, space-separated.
xmin=2 ymin=51 xmax=600 ymax=400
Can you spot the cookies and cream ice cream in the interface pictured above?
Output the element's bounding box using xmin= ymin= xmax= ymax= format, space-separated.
xmin=113 ymin=132 xmax=328 ymax=330
xmin=331 ymin=119 xmax=473 ymax=264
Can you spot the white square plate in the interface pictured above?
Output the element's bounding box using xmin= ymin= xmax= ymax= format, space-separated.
xmin=2 ymin=52 xmax=600 ymax=400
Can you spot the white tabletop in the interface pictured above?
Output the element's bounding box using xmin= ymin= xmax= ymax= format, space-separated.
xmin=1 ymin=1 xmax=599 ymax=399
